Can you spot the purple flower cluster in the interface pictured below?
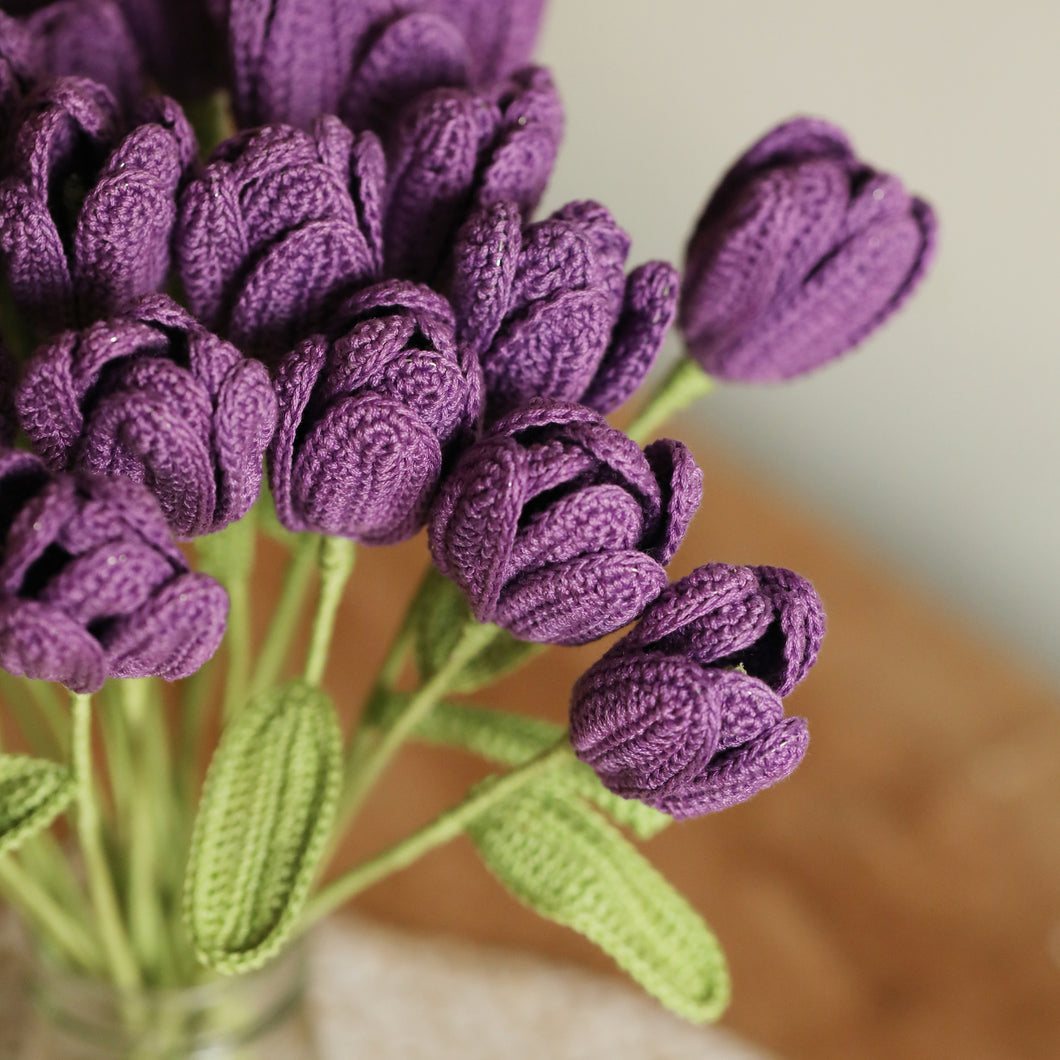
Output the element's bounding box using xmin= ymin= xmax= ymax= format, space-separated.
xmin=0 ymin=0 xmax=937 ymax=827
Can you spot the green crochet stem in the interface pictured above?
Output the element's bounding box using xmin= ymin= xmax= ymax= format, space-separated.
xmin=338 ymin=619 xmax=500 ymax=829
xmin=303 ymin=735 xmax=575 ymax=927
xmin=0 ymin=855 xmax=102 ymax=972
xmin=626 ymin=357 xmax=714 ymax=445
xmin=251 ymin=532 xmax=319 ymax=694
xmin=71 ymin=694 xmax=141 ymax=991
xmin=303 ymin=537 xmax=356 ymax=687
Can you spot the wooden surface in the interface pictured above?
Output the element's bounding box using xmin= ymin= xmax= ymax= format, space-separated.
xmin=303 ymin=425 xmax=1060 ymax=1060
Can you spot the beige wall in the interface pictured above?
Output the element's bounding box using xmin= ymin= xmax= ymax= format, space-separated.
xmin=536 ymin=1 xmax=1060 ymax=684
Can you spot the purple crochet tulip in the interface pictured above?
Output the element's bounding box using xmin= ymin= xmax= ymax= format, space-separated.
xmin=0 ymin=79 xmax=195 ymax=332
xmin=176 ymin=116 xmax=384 ymax=361
xmin=112 ymin=0 xmax=222 ymax=99
xmin=429 ymin=400 xmax=702 ymax=646
xmin=679 ymin=116 xmax=937 ymax=382
xmin=270 ymin=280 xmax=481 ymax=545
xmin=18 ymin=1 xmax=143 ymax=112
xmin=570 ymin=563 xmax=824 ymax=819
xmin=451 ymin=199 xmax=678 ymax=417
xmin=0 ymin=449 xmax=228 ymax=693
xmin=16 ymin=294 xmax=277 ymax=539
xmin=383 ymin=65 xmax=562 ymax=282
xmin=209 ymin=0 xmax=545 ymax=131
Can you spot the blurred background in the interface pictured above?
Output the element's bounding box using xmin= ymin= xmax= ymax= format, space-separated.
xmin=535 ymin=0 xmax=1060 ymax=688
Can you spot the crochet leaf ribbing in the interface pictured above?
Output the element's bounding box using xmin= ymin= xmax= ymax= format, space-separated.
xmin=0 ymin=753 xmax=75 ymax=857
xmin=467 ymin=786 xmax=730 ymax=1022
xmin=184 ymin=679 xmax=342 ymax=975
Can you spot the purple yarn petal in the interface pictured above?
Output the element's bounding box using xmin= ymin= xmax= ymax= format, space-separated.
xmin=341 ymin=12 xmax=470 ymax=133
xmin=104 ymin=570 xmax=229 ymax=681
xmin=620 ymin=563 xmax=762 ymax=652
xmin=26 ymin=0 xmax=143 ymax=112
xmin=290 ymin=392 xmax=442 ymax=545
xmin=482 ymin=288 xmax=614 ymax=411
xmin=641 ymin=438 xmax=703 ymax=566
xmin=654 ymin=715 xmax=809 ymax=820
xmin=227 ymin=218 xmax=376 ymax=359
xmin=570 ymin=651 xmax=723 ymax=797
xmin=429 ymin=0 xmax=545 ymax=84
xmin=583 ymin=261 xmax=679 ymax=414
xmin=449 ymin=200 xmax=521 ymax=354
xmin=383 ymin=87 xmax=498 ymax=280
xmin=680 ymin=115 xmax=937 ymax=381
xmin=475 ymin=65 xmax=562 ymax=214
xmin=495 ymin=550 xmax=668 ymax=646
xmin=0 ymin=595 xmax=106 ymax=693
xmin=747 ymin=566 xmax=827 ymax=696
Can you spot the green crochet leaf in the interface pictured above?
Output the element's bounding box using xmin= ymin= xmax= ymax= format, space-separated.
xmin=467 ymin=788 xmax=730 ymax=1024
xmin=413 ymin=569 xmax=542 ymax=693
xmin=378 ymin=693 xmax=670 ymax=840
xmin=184 ymin=680 xmax=342 ymax=974
xmin=0 ymin=755 xmax=74 ymax=857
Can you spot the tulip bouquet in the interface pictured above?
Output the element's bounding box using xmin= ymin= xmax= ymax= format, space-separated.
xmin=0 ymin=0 xmax=935 ymax=1048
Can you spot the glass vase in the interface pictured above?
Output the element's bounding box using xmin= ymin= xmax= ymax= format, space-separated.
xmin=21 ymin=942 xmax=320 ymax=1059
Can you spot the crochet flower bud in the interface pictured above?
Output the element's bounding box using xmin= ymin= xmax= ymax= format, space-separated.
xmin=570 ymin=563 xmax=824 ymax=818
xmin=17 ymin=294 xmax=277 ymax=539
xmin=0 ymin=80 xmax=195 ymax=331
xmin=429 ymin=400 xmax=702 ymax=645
xmin=176 ymin=116 xmax=384 ymax=361
xmin=0 ymin=449 xmax=228 ymax=693
xmin=383 ymin=66 xmax=562 ymax=282
xmin=209 ymin=0 xmax=544 ymax=131
xmin=451 ymin=199 xmax=678 ymax=417
xmin=679 ymin=116 xmax=937 ymax=382
xmin=270 ymin=280 xmax=481 ymax=545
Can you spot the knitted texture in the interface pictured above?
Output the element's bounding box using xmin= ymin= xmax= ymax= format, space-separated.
xmin=16 ymin=293 xmax=278 ymax=539
xmin=382 ymin=65 xmax=562 ymax=282
xmin=0 ymin=448 xmax=228 ymax=693
xmin=209 ymin=0 xmax=545 ymax=130
xmin=429 ymin=400 xmax=702 ymax=646
xmin=570 ymin=563 xmax=824 ymax=819
xmin=16 ymin=0 xmax=143 ymax=113
xmin=184 ymin=680 xmax=342 ymax=974
xmin=269 ymin=279 xmax=481 ymax=544
xmin=176 ymin=116 xmax=384 ymax=362
xmin=0 ymin=79 xmax=196 ymax=331
xmin=451 ymin=199 xmax=678 ymax=417
xmin=0 ymin=754 xmax=74 ymax=857
xmin=679 ymin=116 xmax=937 ymax=382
